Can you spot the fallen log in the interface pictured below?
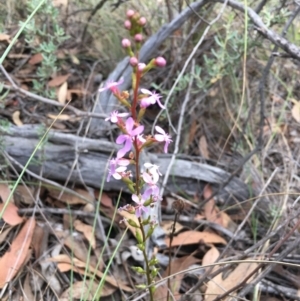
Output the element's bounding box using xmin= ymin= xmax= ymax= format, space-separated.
xmin=1 ymin=124 xmax=250 ymax=207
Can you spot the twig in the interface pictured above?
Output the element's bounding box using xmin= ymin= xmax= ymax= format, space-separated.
xmin=3 ymin=151 xmax=94 ymax=204
xmin=0 ymin=65 xmax=106 ymax=119
xmin=159 ymin=59 xmax=195 ymax=222
xmin=212 ymin=0 xmax=300 ymax=60
xmin=178 ymin=206 xmax=300 ymax=301
xmin=81 ymin=0 xmax=109 ymax=43
xmin=152 ymin=0 xmax=228 ymax=134
xmin=212 ymin=233 xmax=300 ymax=301
xmin=166 ymin=199 xmax=184 ymax=301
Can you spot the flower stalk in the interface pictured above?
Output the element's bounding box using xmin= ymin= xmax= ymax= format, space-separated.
xmin=99 ymin=9 xmax=170 ymax=301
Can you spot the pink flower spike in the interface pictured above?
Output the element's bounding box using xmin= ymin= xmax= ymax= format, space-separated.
xmin=140 ymin=89 xmax=165 ymax=109
xmin=105 ymin=111 xmax=129 ymax=123
xmin=154 ymin=126 xmax=172 ymax=153
xmin=132 ymin=194 xmax=149 ymax=218
xmin=99 ymin=78 xmax=124 ymax=93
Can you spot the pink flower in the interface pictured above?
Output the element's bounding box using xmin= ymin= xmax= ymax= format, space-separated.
xmin=107 ymin=157 xmax=130 ymax=182
xmin=144 ymin=163 xmax=162 ymax=183
xmin=144 ymin=186 xmax=160 ymax=201
xmin=116 ymin=117 xmax=144 ymax=158
xmin=132 ymin=190 xmax=151 ymax=217
xmin=136 ymin=134 xmax=146 ymax=148
xmin=143 ymin=172 xmax=158 ymax=185
xmin=140 ymin=89 xmax=165 ymax=109
xmin=99 ymin=78 xmax=124 ymax=93
xmin=111 ymin=166 xmax=127 ymax=180
xmin=154 ymin=126 xmax=172 ymax=153
xmin=105 ymin=111 xmax=129 ymax=123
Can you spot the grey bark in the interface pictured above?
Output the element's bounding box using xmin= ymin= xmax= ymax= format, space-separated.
xmin=1 ymin=124 xmax=249 ymax=205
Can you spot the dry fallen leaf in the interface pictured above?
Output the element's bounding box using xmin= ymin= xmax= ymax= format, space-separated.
xmin=161 ymin=220 xmax=185 ymax=235
xmin=28 ymin=53 xmax=43 ymax=65
xmin=74 ymin=220 xmax=96 ymax=249
xmin=23 ymin=274 xmax=36 ymax=301
xmin=205 ymin=260 xmax=258 ymax=301
xmin=165 ymin=230 xmax=226 ymax=247
xmin=202 ymin=246 xmax=220 ymax=271
xmin=0 ymin=218 xmax=36 ymax=288
xmin=0 ymin=183 xmax=23 ymax=226
xmin=48 ymin=74 xmax=70 ymax=87
xmin=57 ymin=81 xmax=68 ymax=105
xmin=12 ymin=111 xmax=23 ymax=126
xmin=291 ymin=98 xmax=300 ymax=123
xmin=0 ymin=227 xmax=13 ymax=244
xmin=0 ymin=202 xmax=23 ymax=226
xmin=203 ymin=185 xmax=237 ymax=231
xmin=60 ymin=280 xmax=116 ymax=300
xmin=0 ymin=183 xmax=14 ymax=203
xmin=199 ymin=135 xmax=210 ymax=159
xmin=49 ymin=255 xmax=132 ymax=292
xmin=48 ymin=188 xmax=94 ymax=205
xmin=155 ymin=255 xmax=201 ymax=300
xmin=47 ymin=113 xmax=72 ymax=121
xmin=0 ymin=33 xmax=11 ymax=43
xmin=14 ymin=185 xmax=35 ymax=205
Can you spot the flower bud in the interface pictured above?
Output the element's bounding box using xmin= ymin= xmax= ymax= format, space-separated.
xmin=124 ymin=20 xmax=131 ymax=30
xmin=139 ymin=17 xmax=147 ymax=26
xmin=138 ymin=63 xmax=146 ymax=71
xmin=132 ymin=266 xmax=146 ymax=274
xmin=136 ymin=230 xmax=143 ymax=244
xmin=129 ymin=57 xmax=138 ymax=67
xmin=121 ymin=38 xmax=131 ymax=48
xmin=126 ymin=9 xmax=135 ymax=18
xmin=134 ymin=33 xmax=143 ymax=42
xmin=154 ymin=56 xmax=166 ymax=67
xmin=127 ymin=218 xmax=139 ymax=228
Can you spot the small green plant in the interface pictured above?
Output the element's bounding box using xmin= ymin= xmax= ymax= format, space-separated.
xmin=19 ymin=0 xmax=68 ymax=98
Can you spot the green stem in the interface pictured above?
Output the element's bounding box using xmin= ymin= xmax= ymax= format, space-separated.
xmin=131 ymin=55 xmax=154 ymax=301
xmin=138 ymin=218 xmax=154 ymax=301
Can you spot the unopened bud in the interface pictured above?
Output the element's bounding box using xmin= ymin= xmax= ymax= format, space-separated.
xmin=126 ymin=9 xmax=135 ymax=18
xmin=139 ymin=17 xmax=147 ymax=26
xmin=124 ymin=20 xmax=131 ymax=30
xmin=155 ymin=56 xmax=166 ymax=67
xmin=134 ymin=33 xmax=143 ymax=42
xmin=129 ymin=57 xmax=138 ymax=67
xmin=121 ymin=38 xmax=131 ymax=48
xmin=138 ymin=63 xmax=146 ymax=71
